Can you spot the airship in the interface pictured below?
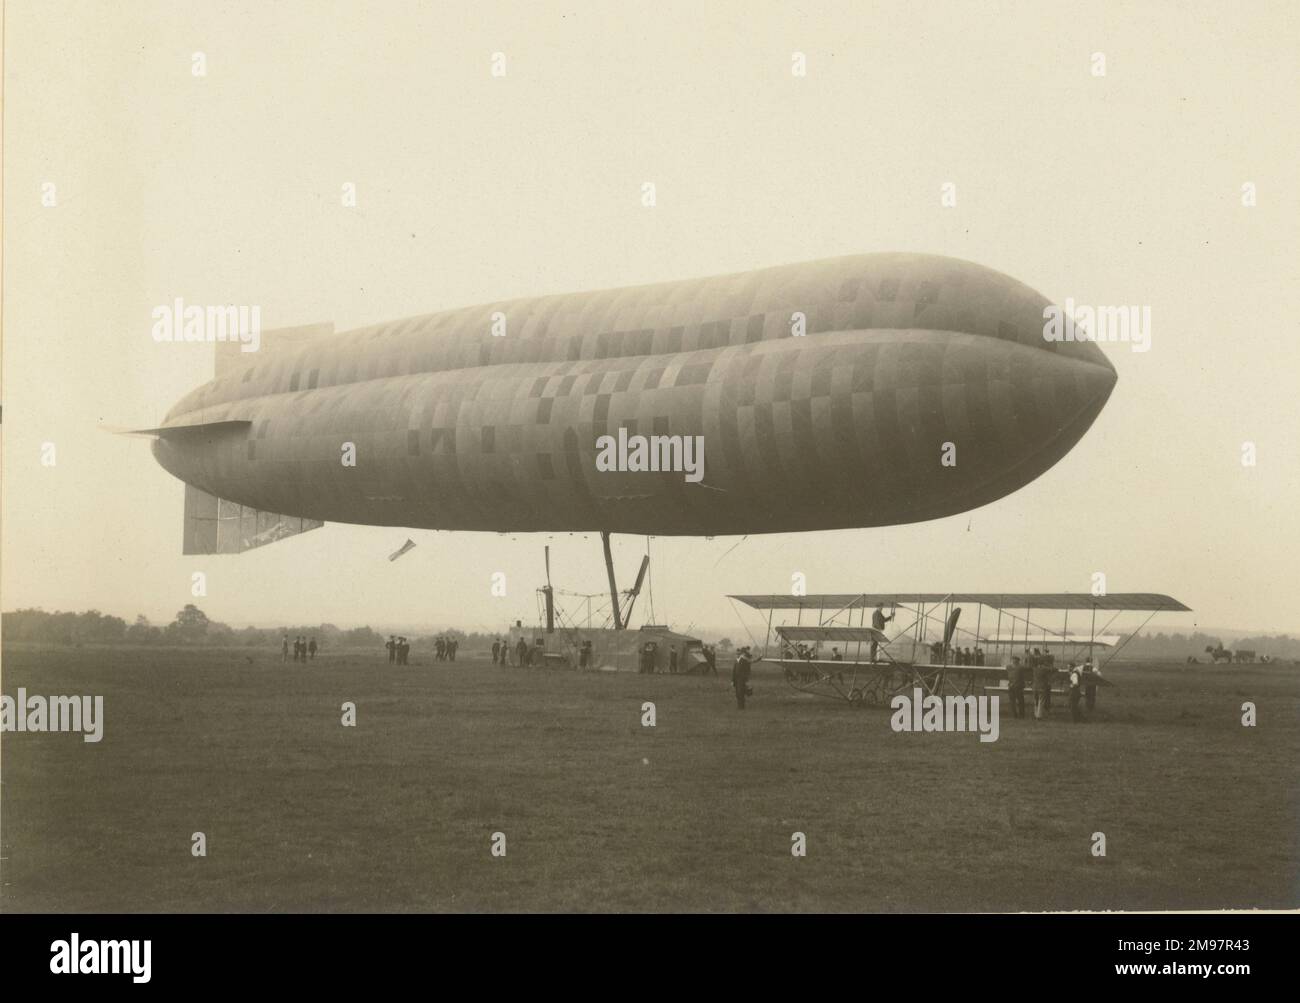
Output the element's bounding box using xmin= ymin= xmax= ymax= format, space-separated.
xmin=139 ymin=253 xmax=1114 ymax=556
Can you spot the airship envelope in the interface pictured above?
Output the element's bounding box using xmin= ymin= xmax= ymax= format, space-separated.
xmin=145 ymin=253 xmax=1115 ymax=549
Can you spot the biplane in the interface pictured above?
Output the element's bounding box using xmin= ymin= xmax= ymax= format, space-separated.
xmin=728 ymin=593 xmax=1191 ymax=709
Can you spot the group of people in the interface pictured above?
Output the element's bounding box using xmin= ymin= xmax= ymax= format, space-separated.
xmin=282 ymin=635 xmax=317 ymax=662
xmin=385 ymin=636 xmax=412 ymax=664
xmin=381 ymin=635 xmax=459 ymax=664
xmin=635 ymin=643 xmax=720 ymax=675
xmin=928 ymin=641 xmax=986 ymax=666
xmin=1005 ymin=649 xmax=1097 ymax=722
xmin=502 ymin=636 xmax=547 ymax=667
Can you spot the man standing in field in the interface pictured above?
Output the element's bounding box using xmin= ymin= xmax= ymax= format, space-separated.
xmin=1067 ymin=663 xmax=1084 ymax=722
xmin=1083 ymin=658 xmax=1099 ymax=711
xmin=386 ymin=635 xmax=396 ymax=664
xmin=282 ymin=634 xmax=290 ymax=662
xmin=1007 ymin=655 xmax=1027 ymax=719
xmin=491 ymin=639 xmax=501 ymax=664
xmin=1032 ymin=653 xmax=1052 ymax=720
xmin=732 ymin=647 xmax=753 ymax=710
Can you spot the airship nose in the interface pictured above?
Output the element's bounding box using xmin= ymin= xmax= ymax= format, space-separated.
xmin=961 ymin=337 xmax=1116 ymax=507
xmin=1038 ymin=340 xmax=1117 ymax=437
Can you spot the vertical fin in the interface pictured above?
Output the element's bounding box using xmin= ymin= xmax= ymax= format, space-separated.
xmin=183 ymin=483 xmax=323 ymax=555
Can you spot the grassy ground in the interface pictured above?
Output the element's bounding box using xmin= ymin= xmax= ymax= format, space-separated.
xmin=2 ymin=643 xmax=1296 ymax=912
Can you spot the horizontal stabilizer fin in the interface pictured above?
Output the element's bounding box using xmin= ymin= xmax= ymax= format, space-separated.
xmin=183 ymin=483 xmax=323 ymax=555
xmin=121 ymin=419 xmax=252 ymax=438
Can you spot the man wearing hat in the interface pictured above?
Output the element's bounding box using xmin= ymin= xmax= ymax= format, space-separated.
xmin=1067 ymin=662 xmax=1085 ymax=722
xmin=732 ymin=646 xmax=753 ymax=710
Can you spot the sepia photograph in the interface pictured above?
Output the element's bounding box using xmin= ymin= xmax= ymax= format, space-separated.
xmin=1 ymin=0 xmax=1296 ymax=974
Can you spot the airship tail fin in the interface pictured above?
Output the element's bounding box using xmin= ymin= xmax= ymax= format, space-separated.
xmin=214 ymin=321 xmax=334 ymax=379
xmin=182 ymin=482 xmax=323 ymax=555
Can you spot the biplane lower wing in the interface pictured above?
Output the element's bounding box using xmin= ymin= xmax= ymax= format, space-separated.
xmin=775 ymin=625 xmax=889 ymax=643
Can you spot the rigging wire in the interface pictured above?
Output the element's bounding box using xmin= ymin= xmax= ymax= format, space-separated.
xmin=713 ymin=534 xmax=749 ymax=568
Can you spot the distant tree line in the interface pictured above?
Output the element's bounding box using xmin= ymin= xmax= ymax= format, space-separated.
xmin=4 ymin=606 xmax=386 ymax=650
xmin=1118 ymin=631 xmax=1300 ymax=662
xmin=1 ymin=606 xmax=526 ymax=654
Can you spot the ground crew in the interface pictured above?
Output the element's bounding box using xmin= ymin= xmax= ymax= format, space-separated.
xmin=579 ymin=640 xmax=592 ymax=669
xmin=515 ymin=636 xmax=528 ymax=666
xmin=1083 ymin=658 xmax=1099 ymax=710
xmin=732 ymin=646 xmax=753 ymax=710
xmin=704 ymin=644 xmax=717 ymax=675
xmin=1067 ymin=663 xmax=1084 ymax=722
xmin=308 ymin=637 xmax=317 ymax=660
xmin=491 ymin=639 xmax=501 ymax=663
xmin=669 ymin=646 xmax=679 ymax=674
xmin=1032 ymin=652 xmax=1052 ymax=720
xmin=282 ymin=634 xmax=290 ymax=662
xmin=870 ymin=604 xmax=894 ymax=661
xmin=1007 ymin=655 xmax=1027 ymax=719
xmin=386 ymin=636 xmax=396 ymax=664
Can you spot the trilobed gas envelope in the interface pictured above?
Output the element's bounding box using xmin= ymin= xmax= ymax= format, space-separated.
xmin=147 ymin=253 xmax=1115 ymax=550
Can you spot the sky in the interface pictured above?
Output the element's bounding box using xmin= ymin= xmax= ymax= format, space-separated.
xmin=3 ymin=1 xmax=1298 ymax=640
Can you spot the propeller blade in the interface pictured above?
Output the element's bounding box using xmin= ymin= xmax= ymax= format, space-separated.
xmin=629 ymin=555 xmax=650 ymax=596
xmin=943 ymin=607 xmax=962 ymax=645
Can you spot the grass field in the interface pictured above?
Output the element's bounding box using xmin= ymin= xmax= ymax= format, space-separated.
xmin=2 ymin=643 xmax=1297 ymax=912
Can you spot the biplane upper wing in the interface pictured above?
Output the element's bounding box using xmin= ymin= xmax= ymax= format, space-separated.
xmin=731 ymin=593 xmax=1191 ymax=612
